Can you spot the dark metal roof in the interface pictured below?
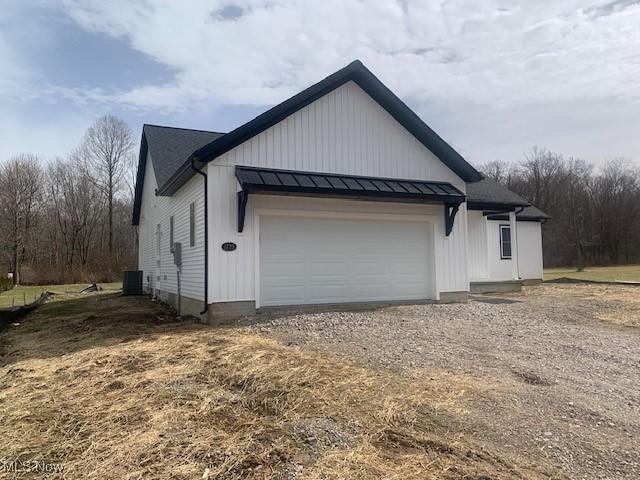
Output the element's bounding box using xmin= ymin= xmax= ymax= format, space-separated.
xmin=466 ymin=176 xmax=530 ymax=210
xmin=235 ymin=166 xmax=465 ymax=203
xmin=132 ymin=125 xmax=224 ymax=225
xmin=157 ymin=59 xmax=482 ymax=196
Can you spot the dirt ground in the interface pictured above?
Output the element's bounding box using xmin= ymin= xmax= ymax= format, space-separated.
xmin=0 ymin=293 xmax=563 ymax=479
xmin=244 ymin=284 xmax=640 ymax=480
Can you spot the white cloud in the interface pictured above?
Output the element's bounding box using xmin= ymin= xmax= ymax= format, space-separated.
xmin=1 ymin=0 xmax=639 ymax=164
xmin=53 ymin=0 xmax=640 ymax=112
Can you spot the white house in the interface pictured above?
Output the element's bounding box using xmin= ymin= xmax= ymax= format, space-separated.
xmin=132 ymin=61 xmax=548 ymax=323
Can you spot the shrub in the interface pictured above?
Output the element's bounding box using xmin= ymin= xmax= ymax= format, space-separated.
xmin=0 ymin=277 xmax=14 ymax=293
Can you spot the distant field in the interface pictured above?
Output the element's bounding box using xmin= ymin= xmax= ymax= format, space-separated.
xmin=544 ymin=265 xmax=640 ymax=282
xmin=0 ymin=282 xmax=122 ymax=309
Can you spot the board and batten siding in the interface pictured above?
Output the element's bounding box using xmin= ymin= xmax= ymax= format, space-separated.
xmin=137 ymin=153 xmax=205 ymax=300
xmin=487 ymin=219 xmax=513 ymax=281
xmin=207 ymin=80 xmax=469 ymax=303
xmin=516 ymin=222 xmax=543 ymax=280
xmin=467 ymin=210 xmax=489 ymax=281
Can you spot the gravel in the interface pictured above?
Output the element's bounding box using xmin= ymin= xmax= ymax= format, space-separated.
xmin=242 ymin=284 xmax=640 ymax=480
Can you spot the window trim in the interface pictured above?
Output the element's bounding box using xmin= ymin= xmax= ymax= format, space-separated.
xmin=169 ymin=216 xmax=175 ymax=252
xmin=499 ymin=224 xmax=512 ymax=260
xmin=189 ymin=202 xmax=195 ymax=247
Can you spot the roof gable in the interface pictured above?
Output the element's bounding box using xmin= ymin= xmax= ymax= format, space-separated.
xmin=157 ymin=60 xmax=482 ymax=195
xmin=132 ymin=125 xmax=224 ymax=225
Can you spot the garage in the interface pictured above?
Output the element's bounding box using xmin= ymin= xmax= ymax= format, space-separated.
xmin=259 ymin=215 xmax=435 ymax=307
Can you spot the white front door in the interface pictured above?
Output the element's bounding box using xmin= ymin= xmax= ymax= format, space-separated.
xmin=259 ymin=215 xmax=435 ymax=307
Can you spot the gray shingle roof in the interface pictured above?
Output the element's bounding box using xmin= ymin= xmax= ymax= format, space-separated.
xmin=515 ymin=205 xmax=550 ymax=220
xmin=467 ymin=176 xmax=550 ymax=220
xmin=466 ymin=176 xmax=530 ymax=208
xmin=143 ymin=124 xmax=225 ymax=188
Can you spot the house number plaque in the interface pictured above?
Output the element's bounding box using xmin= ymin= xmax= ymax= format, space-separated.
xmin=221 ymin=242 xmax=237 ymax=252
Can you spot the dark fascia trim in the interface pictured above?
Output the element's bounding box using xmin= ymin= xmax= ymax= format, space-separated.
xmin=132 ymin=131 xmax=149 ymax=225
xmin=157 ymin=60 xmax=481 ymax=196
xmin=157 ymin=157 xmax=204 ymax=196
xmin=467 ymin=201 xmax=529 ymax=212
xmin=487 ymin=214 xmax=548 ymax=222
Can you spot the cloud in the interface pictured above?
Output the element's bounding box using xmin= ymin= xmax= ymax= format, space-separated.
xmin=49 ymin=0 xmax=640 ymax=112
xmin=1 ymin=0 xmax=639 ymax=164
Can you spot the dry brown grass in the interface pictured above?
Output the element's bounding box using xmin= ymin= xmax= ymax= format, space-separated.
xmin=0 ymin=294 xmax=560 ymax=479
xmin=530 ymin=284 xmax=640 ymax=326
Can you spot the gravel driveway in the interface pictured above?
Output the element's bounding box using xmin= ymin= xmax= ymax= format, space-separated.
xmin=243 ymin=284 xmax=640 ymax=480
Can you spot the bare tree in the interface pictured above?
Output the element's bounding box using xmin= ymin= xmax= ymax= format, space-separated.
xmin=476 ymin=160 xmax=517 ymax=186
xmin=79 ymin=115 xmax=134 ymax=255
xmin=0 ymin=154 xmax=42 ymax=284
xmin=48 ymin=157 xmax=104 ymax=272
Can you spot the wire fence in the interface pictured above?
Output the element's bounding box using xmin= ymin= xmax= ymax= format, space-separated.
xmin=0 ymin=289 xmax=46 ymax=310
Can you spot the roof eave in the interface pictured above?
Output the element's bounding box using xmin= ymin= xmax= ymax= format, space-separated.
xmin=467 ymin=201 xmax=530 ymax=211
xmin=191 ymin=60 xmax=482 ymax=184
xmin=131 ymin=130 xmax=149 ymax=226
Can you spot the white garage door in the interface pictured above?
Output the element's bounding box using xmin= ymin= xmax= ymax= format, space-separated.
xmin=259 ymin=216 xmax=434 ymax=307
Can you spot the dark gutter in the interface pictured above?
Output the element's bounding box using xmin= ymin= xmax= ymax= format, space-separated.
xmin=467 ymin=201 xmax=529 ymax=212
xmin=190 ymin=157 xmax=208 ymax=315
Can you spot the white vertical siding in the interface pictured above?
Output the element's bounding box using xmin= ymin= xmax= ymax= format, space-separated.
xmin=487 ymin=219 xmax=514 ymax=281
xmin=467 ymin=210 xmax=488 ymax=281
xmin=216 ymin=81 xmax=465 ymax=190
xmin=208 ymin=166 xmax=469 ymax=303
xmin=207 ymin=80 xmax=471 ymax=303
xmin=137 ymin=153 xmax=205 ymax=300
xmin=517 ymin=222 xmax=544 ymax=280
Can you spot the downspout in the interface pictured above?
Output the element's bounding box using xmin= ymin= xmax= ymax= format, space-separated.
xmin=190 ymin=157 xmax=208 ymax=315
xmin=512 ymin=206 xmax=525 ymax=280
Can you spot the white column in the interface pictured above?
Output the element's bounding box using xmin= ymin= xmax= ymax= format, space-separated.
xmin=509 ymin=211 xmax=519 ymax=280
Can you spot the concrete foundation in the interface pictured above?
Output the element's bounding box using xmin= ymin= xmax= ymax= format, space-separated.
xmin=154 ymin=290 xmax=207 ymax=319
xmin=522 ymin=278 xmax=543 ymax=286
xmin=470 ymin=280 xmax=523 ymax=294
xmin=152 ymin=290 xmax=471 ymax=325
xmin=206 ymin=301 xmax=257 ymax=325
xmin=257 ymin=298 xmax=442 ymax=316
xmin=438 ymin=291 xmax=469 ymax=303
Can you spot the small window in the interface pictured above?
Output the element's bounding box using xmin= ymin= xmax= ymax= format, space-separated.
xmin=189 ymin=202 xmax=195 ymax=247
xmin=500 ymin=224 xmax=512 ymax=259
xmin=169 ymin=216 xmax=174 ymax=252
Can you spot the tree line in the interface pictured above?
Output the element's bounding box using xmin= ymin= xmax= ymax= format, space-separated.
xmin=478 ymin=148 xmax=640 ymax=269
xmin=1 ymin=119 xmax=638 ymax=285
xmin=0 ymin=115 xmax=137 ymax=285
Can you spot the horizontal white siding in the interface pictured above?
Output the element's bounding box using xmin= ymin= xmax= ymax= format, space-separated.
xmin=137 ymin=153 xmax=205 ymax=300
xmin=517 ymin=222 xmax=544 ymax=280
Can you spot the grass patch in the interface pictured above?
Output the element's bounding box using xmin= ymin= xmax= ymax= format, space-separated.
xmin=544 ymin=265 xmax=640 ymax=283
xmin=0 ymin=282 xmax=122 ymax=309
xmin=0 ymin=294 xmax=556 ymax=479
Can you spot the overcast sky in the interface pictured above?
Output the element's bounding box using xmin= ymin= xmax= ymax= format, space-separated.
xmin=1 ymin=0 xmax=639 ymax=168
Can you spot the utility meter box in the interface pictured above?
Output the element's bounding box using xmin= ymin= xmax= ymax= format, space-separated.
xmin=173 ymin=242 xmax=182 ymax=267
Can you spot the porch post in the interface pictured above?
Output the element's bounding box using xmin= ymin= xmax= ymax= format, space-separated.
xmin=509 ymin=211 xmax=519 ymax=279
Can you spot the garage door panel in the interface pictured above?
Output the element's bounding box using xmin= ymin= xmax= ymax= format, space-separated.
xmin=259 ymin=216 xmax=434 ymax=307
